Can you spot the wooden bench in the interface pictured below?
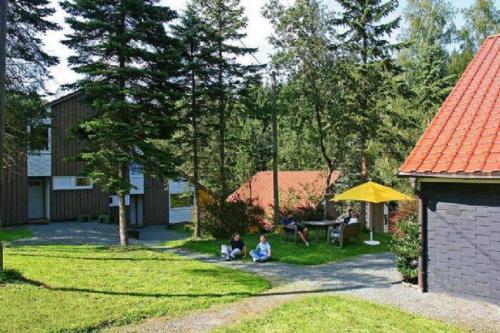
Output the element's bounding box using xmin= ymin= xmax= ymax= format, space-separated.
xmin=327 ymin=222 xmax=362 ymax=248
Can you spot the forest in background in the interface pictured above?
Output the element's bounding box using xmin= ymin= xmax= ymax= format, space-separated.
xmin=3 ymin=0 xmax=499 ymax=242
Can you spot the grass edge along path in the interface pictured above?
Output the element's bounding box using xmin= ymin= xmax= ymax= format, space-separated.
xmin=0 ymin=245 xmax=270 ymax=333
xmin=214 ymin=294 xmax=464 ymax=333
xmin=0 ymin=227 xmax=32 ymax=242
xmin=165 ymin=231 xmax=392 ymax=266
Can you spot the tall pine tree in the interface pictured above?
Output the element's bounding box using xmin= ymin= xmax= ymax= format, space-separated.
xmin=173 ymin=3 xmax=218 ymax=238
xmin=4 ymin=0 xmax=59 ymax=169
xmin=333 ymin=0 xmax=401 ymax=182
xmin=62 ymin=0 xmax=182 ymax=246
xmin=194 ymin=0 xmax=260 ymax=204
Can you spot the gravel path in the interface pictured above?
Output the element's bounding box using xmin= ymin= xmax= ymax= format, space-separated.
xmin=109 ymin=250 xmax=500 ymax=333
xmin=13 ymin=222 xmax=187 ymax=246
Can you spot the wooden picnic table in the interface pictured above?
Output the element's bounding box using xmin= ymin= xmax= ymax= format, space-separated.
xmin=303 ymin=220 xmax=343 ymax=244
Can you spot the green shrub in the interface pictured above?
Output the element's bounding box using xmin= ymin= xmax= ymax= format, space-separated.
xmin=390 ymin=213 xmax=420 ymax=283
xmin=126 ymin=229 xmax=140 ymax=239
xmin=201 ymin=200 xmax=265 ymax=239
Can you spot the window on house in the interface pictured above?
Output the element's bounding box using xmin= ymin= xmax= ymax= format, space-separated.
xmin=170 ymin=193 xmax=194 ymax=208
xmin=130 ymin=163 xmax=143 ymax=176
xmin=53 ymin=176 xmax=93 ymax=190
xmin=75 ymin=177 xmax=92 ymax=187
xmin=29 ymin=124 xmax=49 ymax=151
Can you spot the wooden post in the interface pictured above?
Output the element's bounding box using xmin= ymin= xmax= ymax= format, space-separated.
xmin=411 ymin=178 xmax=427 ymax=293
xmin=271 ymin=71 xmax=279 ymax=226
xmin=0 ymin=241 xmax=3 ymax=271
xmin=0 ymin=0 xmax=7 ymax=180
xmin=0 ymin=0 xmax=7 ymax=272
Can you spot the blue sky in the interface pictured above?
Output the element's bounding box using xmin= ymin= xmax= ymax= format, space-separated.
xmin=44 ymin=0 xmax=479 ymax=95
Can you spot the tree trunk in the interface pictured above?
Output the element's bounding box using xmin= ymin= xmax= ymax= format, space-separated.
xmin=0 ymin=241 xmax=3 ymax=271
xmin=118 ymin=163 xmax=128 ymax=246
xmin=217 ymin=51 xmax=226 ymax=205
xmin=191 ymin=70 xmax=201 ymax=238
xmin=0 ymin=0 xmax=7 ymax=181
xmin=271 ymin=72 xmax=279 ymax=226
xmin=313 ymin=88 xmax=335 ymax=193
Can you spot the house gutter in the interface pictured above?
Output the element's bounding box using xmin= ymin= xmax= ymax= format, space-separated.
xmin=410 ymin=177 xmax=427 ymax=293
xmin=397 ymin=172 xmax=500 ymax=180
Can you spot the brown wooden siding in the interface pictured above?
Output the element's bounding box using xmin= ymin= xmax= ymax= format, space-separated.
xmin=50 ymin=187 xmax=110 ymax=222
xmin=0 ymin=155 xmax=28 ymax=226
xmin=51 ymin=96 xmax=91 ymax=176
xmin=144 ymin=176 xmax=169 ymax=225
xmin=50 ymin=95 xmax=110 ymax=221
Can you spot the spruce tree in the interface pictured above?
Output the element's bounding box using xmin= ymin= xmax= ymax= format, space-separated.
xmin=61 ymin=0 xmax=182 ymax=246
xmin=333 ymin=0 xmax=401 ymax=223
xmin=194 ymin=0 xmax=260 ymax=203
xmin=173 ymin=3 xmax=218 ymax=238
xmin=4 ymin=0 xmax=59 ymax=168
xmin=333 ymin=0 xmax=401 ymax=182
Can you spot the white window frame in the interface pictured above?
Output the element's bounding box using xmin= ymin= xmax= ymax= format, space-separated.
xmin=53 ymin=176 xmax=93 ymax=190
xmin=109 ymin=195 xmax=130 ymax=207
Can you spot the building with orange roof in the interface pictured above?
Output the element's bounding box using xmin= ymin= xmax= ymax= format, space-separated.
xmin=228 ymin=171 xmax=339 ymax=226
xmin=399 ymin=34 xmax=500 ymax=301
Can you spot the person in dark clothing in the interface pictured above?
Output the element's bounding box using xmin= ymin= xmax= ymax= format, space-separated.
xmin=344 ymin=209 xmax=355 ymax=224
xmin=221 ymin=233 xmax=247 ymax=261
xmin=283 ymin=214 xmax=309 ymax=246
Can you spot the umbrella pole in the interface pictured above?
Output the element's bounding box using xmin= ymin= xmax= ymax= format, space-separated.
xmin=364 ymin=217 xmax=380 ymax=246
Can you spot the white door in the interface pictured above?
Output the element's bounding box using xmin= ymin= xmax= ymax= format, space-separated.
xmin=28 ymin=179 xmax=45 ymax=220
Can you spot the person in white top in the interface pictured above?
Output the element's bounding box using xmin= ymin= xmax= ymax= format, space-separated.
xmin=332 ymin=209 xmax=358 ymax=240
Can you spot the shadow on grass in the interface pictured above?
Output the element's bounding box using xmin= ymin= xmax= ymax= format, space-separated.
xmin=9 ymin=253 xmax=191 ymax=262
xmin=29 ymin=281 xmax=400 ymax=299
xmin=0 ymin=269 xmax=50 ymax=288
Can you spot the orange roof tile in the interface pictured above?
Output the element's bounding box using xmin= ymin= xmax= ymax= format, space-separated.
xmin=228 ymin=171 xmax=337 ymax=212
xmin=399 ymin=34 xmax=500 ymax=177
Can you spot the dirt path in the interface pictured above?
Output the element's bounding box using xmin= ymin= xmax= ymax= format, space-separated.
xmin=107 ymin=251 xmax=500 ymax=333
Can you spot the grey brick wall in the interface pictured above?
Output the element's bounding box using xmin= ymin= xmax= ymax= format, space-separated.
xmin=422 ymin=183 xmax=500 ymax=301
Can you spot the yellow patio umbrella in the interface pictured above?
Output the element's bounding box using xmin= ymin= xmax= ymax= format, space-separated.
xmin=332 ymin=181 xmax=415 ymax=203
xmin=332 ymin=181 xmax=415 ymax=245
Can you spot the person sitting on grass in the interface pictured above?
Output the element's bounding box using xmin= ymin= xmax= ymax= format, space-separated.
xmin=250 ymin=234 xmax=272 ymax=263
xmin=283 ymin=213 xmax=309 ymax=246
xmin=221 ymin=233 xmax=246 ymax=261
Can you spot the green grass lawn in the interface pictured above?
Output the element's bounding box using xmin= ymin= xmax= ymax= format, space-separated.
xmin=166 ymin=230 xmax=391 ymax=265
xmin=215 ymin=295 xmax=462 ymax=333
xmin=0 ymin=245 xmax=270 ymax=333
xmin=0 ymin=227 xmax=32 ymax=242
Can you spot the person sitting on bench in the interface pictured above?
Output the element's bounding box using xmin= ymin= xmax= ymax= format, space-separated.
xmin=250 ymin=234 xmax=272 ymax=262
xmin=283 ymin=213 xmax=309 ymax=246
xmin=332 ymin=209 xmax=358 ymax=240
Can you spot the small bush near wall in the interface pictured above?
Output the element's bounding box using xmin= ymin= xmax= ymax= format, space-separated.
xmin=390 ymin=212 xmax=420 ymax=284
xmin=280 ymin=204 xmax=325 ymax=222
xmin=201 ymin=200 xmax=265 ymax=239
